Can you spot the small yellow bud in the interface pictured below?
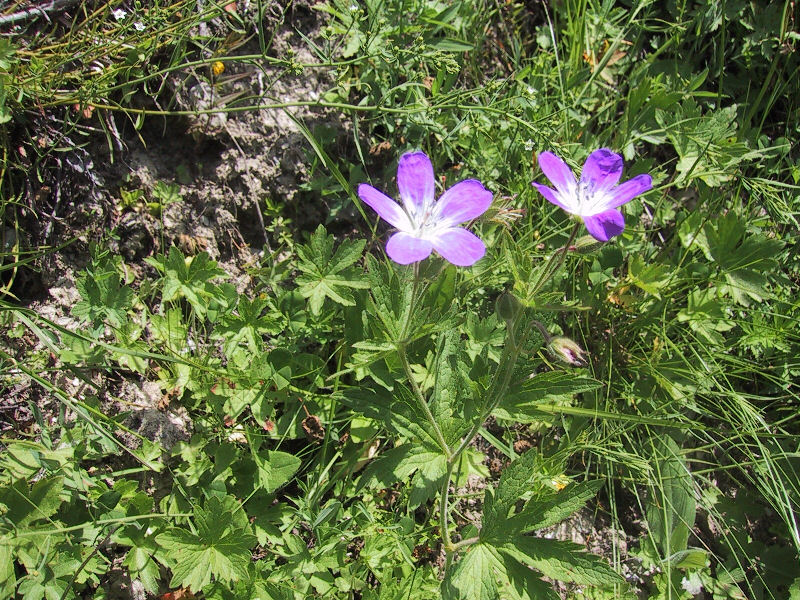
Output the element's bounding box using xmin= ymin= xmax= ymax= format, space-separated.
xmin=211 ymin=61 xmax=225 ymax=76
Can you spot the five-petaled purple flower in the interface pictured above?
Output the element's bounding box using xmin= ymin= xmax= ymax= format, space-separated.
xmin=532 ymin=148 xmax=652 ymax=242
xmin=358 ymin=152 xmax=493 ymax=266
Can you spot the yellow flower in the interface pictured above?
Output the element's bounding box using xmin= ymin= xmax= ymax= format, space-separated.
xmin=211 ymin=61 xmax=225 ymax=76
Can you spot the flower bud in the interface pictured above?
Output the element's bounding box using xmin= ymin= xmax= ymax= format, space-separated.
xmin=571 ymin=234 xmax=605 ymax=254
xmin=495 ymin=291 xmax=522 ymax=322
xmin=548 ymin=336 xmax=587 ymax=366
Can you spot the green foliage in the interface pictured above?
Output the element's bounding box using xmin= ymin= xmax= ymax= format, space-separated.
xmin=157 ymin=496 xmax=256 ymax=592
xmin=146 ymin=246 xmax=229 ymax=318
xmin=644 ymin=436 xmax=698 ymax=581
xmin=73 ymin=263 xmax=134 ymax=328
xmin=2 ymin=0 xmax=799 ymax=598
xmin=296 ymin=225 xmax=370 ymax=316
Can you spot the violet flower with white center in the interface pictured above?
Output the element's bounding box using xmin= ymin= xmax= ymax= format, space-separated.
xmin=532 ymin=148 xmax=653 ymax=242
xmin=358 ymin=151 xmax=493 ymax=266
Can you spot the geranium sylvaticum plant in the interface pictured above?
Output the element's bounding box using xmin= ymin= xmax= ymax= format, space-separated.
xmin=358 ymin=151 xmax=493 ymax=266
xmin=532 ymin=148 xmax=653 ymax=241
xmin=342 ymin=149 xmax=633 ymax=597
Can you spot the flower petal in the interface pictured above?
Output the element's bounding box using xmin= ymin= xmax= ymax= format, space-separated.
xmin=580 ymin=148 xmax=624 ymax=190
xmin=430 ymin=227 xmax=486 ymax=266
xmin=358 ymin=184 xmax=413 ymax=230
xmin=582 ymin=209 xmax=625 ymax=242
xmin=604 ymin=174 xmax=653 ymax=210
xmin=538 ymin=152 xmax=577 ymax=192
xmin=532 ymin=182 xmax=575 ymax=214
xmin=397 ymin=152 xmax=435 ymax=219
xmin=386 ymin=231 xmax=433 ymax=264
xmin=433 ymin=179 xmax=493 ymax=227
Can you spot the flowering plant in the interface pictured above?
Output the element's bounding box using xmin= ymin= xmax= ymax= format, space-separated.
xmin=342 ymin=148 xmax=633 ymax=597
xmin=358 ymin=151 xmax=493 ymax=266
xmin=532 ymin=148 xmax=652 ymax=242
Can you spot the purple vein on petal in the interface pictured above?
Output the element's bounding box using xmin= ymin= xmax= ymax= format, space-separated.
xmin=583 ymin=209 xmax=625 ymax=242
xmin=430 ymin=228 xmax=486 ymax=267
xmin=397 ymin=152 xmax=435 ymax=219
xmin=358 ymin=184 xmax=413 ymax=231
xmin=580 ymin=148 xmax=624 ymax=191
xmin=532 ymin=182 xmax=574 ymax=213
xmin=434 ymin=179 xmax=493 ymax=228
xmin=538 ymin=152 xmax=577 ymax=192
xmin=603 ymin=174 xmax=653 ymax=210
xmin=386 ymin=231 xmax=434 ymax=264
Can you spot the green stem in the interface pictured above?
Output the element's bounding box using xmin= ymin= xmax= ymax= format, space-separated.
xmin=441 ymin=457 xmax=458 ymax=567
xmin=439 ymin=307 xmax=533 ymax=563
xmin=449 ymin=536 xmax=480 ymax=552
xmin=531 ymin=319 xmax=552 ymax=344
xmin=397 ymin=343 xmax=452 ymax=459
xmin=529 ymin=222 xmax=581 ymax=299
xmin=397 ymin=263 xmax=451 ymax=459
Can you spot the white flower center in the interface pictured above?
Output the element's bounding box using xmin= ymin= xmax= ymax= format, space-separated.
xmin=574 ymin=179 xmax=613 ymax=216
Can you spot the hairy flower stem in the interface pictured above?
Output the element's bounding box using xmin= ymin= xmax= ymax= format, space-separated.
xmin=529 ymin=222 xmax=581 ymax=299
xmin=398 ymin=264 xmax=451 ymax=459
xmin=397 ymin=344 xmax=452 ymax=459
xmin=531 ymin=319 xmax=552 ymax=344
xmin=441 ymin=308 xmax=531 ymax=563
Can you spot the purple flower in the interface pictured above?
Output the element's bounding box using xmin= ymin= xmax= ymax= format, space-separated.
xmin=358 ymin=152 xmax=493 ymax=266
xmin=532 ymin=148 xmax=652 ymax=242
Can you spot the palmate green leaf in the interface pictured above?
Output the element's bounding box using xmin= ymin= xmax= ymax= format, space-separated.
xmin=0 ymin=443 xmax=43 ymax=481
xmin=363 ymin=254 xmax=457 ymax=345
xmin=677 ymin=286 xmax=734 ymax=346
xmin=145 ymin=246 xmax=227 ymax=316
xmin=358 ymin=443 xmax=442 ymax=489
xmin=704 ymin=212 xmax=782 ymax=305
xmin=482 ymin=449 xmax=557 ymax=537
xmin=337 ymin=385 xmax=443 ymax=452
xmin=442 ymin=543 xmax=502 ymax=600
xmin=656 ymin=100 xmax=754 ymax=188
xmin=359 ymin=443 xmax=482 ymax=508
xmin=254 ymin=450 xmax=301 ymax=494
xmin=73 ymin=269 xmax=134 ymax=327
xmin=408 ymin=453 xmax=448 ymax=509
xmin=500 ymin=554 xmax=560 ymax=600
xmin=481 ymin=449 xmax=580 ymax=541
xmin=627 ymin=254 xmax=671 ymax=298
xmin=0 ymin=544 xmax=15 ymax=600
xmin=217 ymin=296 xmax=280 ymax=354
xmin=442 ymin=541 xmax=561 ymax=600
xmin=363 ymin=253 xmax=409 ymax=342
xmin=430 ymin=329 xmax=473 ymax=446
xmin=156 ymin=496 xmax=256 ymax=592
xmin=158 ymin=528 xmax=253 ymax=592
xmin=498 ymin=480 xmax=606 ymax=537
xmin=1 ymin=476 xmax=64 ymax=528
xmin=295 ymin=225 xmax=369 ymax=315
xmin=501 ymin=537 xmax=624 ymax=588
xmin=16 ymin=545 xmax=87 ymax=600
xmin=149 ymin=307 xmax=188 ymax=352
xmin=122 ymin=546 xmax=160 ymax=594
xmin=17 ymin=567 xmax=73 ymax=600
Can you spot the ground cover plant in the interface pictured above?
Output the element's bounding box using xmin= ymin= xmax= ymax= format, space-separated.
xmin=1 ymin=0 xmax=799 ymax=598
